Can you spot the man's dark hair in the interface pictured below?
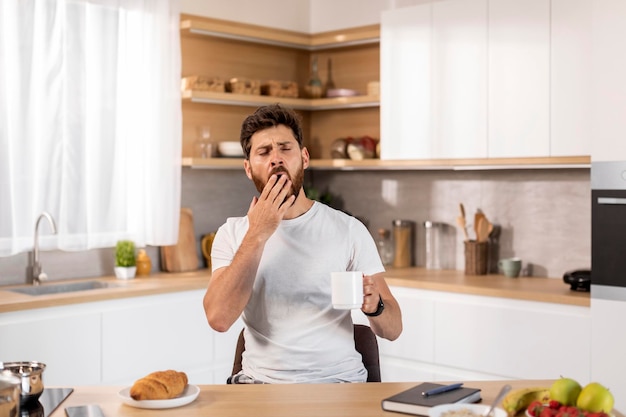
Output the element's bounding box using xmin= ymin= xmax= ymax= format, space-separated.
xmin=240 ymin=104 xmax=304 ymax=159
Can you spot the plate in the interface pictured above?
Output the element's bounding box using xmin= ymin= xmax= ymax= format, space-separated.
xmin=118 ymin=384 xmax=200 ymax=409
xmin=429 ymin=403 xmax=507 ymax=417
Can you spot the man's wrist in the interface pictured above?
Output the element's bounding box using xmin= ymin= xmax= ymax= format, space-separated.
xmin=364 ymin=295 xmax=385 ymax=317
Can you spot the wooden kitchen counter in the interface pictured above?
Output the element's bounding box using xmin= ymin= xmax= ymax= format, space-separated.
xmin=0 ymin=267 xmax=588 ymax=314
xmin=0 ymin=270 xmax=210 ymax=313
xmin=47 ymin=380 xmax=623 ymax=417
xmin=385 ymin=268 xmax=589 ymax=307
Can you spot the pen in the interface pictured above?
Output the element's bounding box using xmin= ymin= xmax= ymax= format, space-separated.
xmin=422 ymin=383 xmax=464 ymax=397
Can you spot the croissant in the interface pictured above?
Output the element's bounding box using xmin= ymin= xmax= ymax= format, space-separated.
xmin=130 ymin=370 xmax=188 ymax=400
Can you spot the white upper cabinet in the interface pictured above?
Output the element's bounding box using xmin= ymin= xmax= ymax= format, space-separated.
xmin=488 ymin=0 xmax=550 ymax=158
xmin=380 ymin=4 xmax=433 ymax=160
xmin=432 ymin=0 xmax=488 ymax=159
xmin=381 ymin=0 xmax=488 ymax=160
xmin=551 ymin=0 xmax=592 ymax=157
xmin=381 ymin=0 xmax=592 ymax=161
xmin=591 ymin=0 xmax=626 ymax=162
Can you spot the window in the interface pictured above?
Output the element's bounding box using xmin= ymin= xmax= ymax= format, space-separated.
xmin=0 ymin=0 xmax=182 ymax=256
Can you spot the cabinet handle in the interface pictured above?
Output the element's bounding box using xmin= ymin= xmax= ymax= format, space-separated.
xmin=597 ymin=197 xmax=626 ymax=205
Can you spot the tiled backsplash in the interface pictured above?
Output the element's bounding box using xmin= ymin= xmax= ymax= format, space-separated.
xmin=0 ymin=167 xmax=590 ymax=285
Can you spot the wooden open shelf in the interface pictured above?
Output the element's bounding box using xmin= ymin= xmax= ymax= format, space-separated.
xmin=183 ymin=155 xmax=591 ymax=171
xmin=182 ymin=90 xmax=379 ymax=111
xmin=180 ymin=16 xmax=379 ymax=50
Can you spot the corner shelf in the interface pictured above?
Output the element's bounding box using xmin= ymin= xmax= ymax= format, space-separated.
xmin=180 ymin=16 xmax=379 ymax=50
xmin=182 ymin=90 xmax=379 ymax=111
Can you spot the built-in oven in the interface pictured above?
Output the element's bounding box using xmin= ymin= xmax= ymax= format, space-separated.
xmin=591 ymin=161 xmax=626 ymax=301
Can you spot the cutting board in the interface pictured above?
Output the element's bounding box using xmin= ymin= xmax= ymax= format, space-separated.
xmin=160 ymin=208 xmax=199 ymax=272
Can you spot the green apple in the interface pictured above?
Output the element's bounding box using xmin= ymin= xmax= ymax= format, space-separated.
xmin=577 ymin=382 xmax=615 ymax=413
xmin=550 ymin=377 xmax=582 ymax=406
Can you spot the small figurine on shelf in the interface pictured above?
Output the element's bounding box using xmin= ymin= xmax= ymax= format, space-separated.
xmin=305 ymin=55 xmax=323 ymax=98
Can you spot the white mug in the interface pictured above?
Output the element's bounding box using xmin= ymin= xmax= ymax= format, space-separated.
xmin=331 ymin=271 xmax=363 ymax=309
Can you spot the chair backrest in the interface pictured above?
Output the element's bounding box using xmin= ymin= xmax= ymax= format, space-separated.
xmin=230 ymin=323 xmax=381 ymax=382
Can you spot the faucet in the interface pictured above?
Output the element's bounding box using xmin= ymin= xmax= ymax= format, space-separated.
xmin=31 ymin=212 xmax=58 ymax=285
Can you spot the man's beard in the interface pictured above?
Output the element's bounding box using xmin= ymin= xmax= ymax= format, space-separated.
xmin=251 ymin=164 xmax=304 ymax=201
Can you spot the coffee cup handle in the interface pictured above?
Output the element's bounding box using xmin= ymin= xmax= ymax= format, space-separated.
xmin=497 ymin=260 xmax=502 ymax=269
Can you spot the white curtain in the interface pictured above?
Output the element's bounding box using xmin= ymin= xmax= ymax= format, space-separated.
xmin=0 ymin=0 xmax=182 ymax=256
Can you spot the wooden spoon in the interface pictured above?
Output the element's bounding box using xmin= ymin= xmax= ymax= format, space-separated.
xmin=476 ymin=216 xmax=490 ymax=242
xmin=457 ymin=203 xmax=469 ymax=241
xmin=474 ymin=212 xmax=485 ymax=241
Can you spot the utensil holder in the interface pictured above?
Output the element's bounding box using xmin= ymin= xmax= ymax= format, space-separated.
xmin=464 ymin=241 xmax=488 ymax=275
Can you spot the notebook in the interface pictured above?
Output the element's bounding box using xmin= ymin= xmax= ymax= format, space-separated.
xmin=381 ymin=383 xmax=482 ymax=416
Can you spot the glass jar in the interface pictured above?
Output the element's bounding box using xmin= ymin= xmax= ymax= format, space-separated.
xmin=392 ymin=220 xmax=414 ymax=268
xmin=376 ymin=228 xmax=394 ymax=266
xmin=194 ymin=125 xmax=212 ymax=158
xmin=424 ymin=221 xmax=443 ymax=270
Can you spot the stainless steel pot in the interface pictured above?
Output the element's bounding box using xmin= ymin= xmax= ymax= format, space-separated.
xmin=0 ymin=370 xmax=21 ymax=415
xmin=0 ymin=361 xmax=46 ymax=405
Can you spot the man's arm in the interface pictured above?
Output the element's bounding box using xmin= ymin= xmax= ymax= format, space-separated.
xmin=362 ymin=273 xmax=403 ymax=341
xmin=203 ymin=174 xmax=294 ymax=332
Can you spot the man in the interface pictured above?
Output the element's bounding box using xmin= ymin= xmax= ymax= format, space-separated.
xmin=203 ymin=104 xmax=402 ymax=383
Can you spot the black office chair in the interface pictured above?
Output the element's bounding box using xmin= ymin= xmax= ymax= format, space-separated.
xmin=230 ymin=324 xmax=381 ymax=382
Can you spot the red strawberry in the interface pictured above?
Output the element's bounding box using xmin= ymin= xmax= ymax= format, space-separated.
xmin=528 ymin=401 xmax=544 ymax=417
xmin=549 ymin=401 xmax=562 ymax=410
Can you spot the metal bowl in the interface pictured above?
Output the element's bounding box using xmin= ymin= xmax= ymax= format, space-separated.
xmin=0 ymin=361 xmax=46 ymax=405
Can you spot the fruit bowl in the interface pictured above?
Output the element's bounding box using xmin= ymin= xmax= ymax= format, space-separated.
xmin=525 ymin=401 xmax=613 ymax=417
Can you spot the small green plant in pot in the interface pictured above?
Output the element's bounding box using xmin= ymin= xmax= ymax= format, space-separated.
xmin=114 ymin=240 xmax=136 ymax=279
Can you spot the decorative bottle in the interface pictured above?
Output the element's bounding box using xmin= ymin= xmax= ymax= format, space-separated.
xmin=136 ymin=249 xmax=152 ymax=276
xmin=306 ymin=56 xmax=323 ymax=98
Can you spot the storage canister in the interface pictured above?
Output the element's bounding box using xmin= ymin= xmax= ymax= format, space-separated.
xmin=424 ymin=221 xmax=444 ymax=270
xmin=392 ymin=219 xmax=414 ymax=268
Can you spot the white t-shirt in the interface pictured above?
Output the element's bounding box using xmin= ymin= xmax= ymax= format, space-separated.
xmin=211 ymin=201 xmax=384 ymax=383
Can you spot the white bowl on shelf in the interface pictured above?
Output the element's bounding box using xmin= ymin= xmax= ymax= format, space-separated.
xmin=218 ymin=141 xmax=244 ymax=158
xmin=326 ymin=88 xmax=359 ymax=98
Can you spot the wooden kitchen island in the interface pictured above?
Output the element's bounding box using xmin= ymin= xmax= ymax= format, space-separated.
xmin=48 ymin=380 xmax=624 ymax=417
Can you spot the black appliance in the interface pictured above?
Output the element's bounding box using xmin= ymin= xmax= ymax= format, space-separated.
xmin=591 ymin=161 xmax=626 ymax=300
xmin=563 ymin=269 xmax=591 ymax=292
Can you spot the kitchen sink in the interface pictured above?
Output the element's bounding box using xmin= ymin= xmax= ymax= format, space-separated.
xmin=7 ymin=280 xmax=120 ymax=296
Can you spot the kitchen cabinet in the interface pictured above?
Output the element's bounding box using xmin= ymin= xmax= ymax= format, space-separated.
xmin=379 ymin=4 xmax=432 ymax=160
xmin=590 ymin=0 xmax=626 ymax=412
xmin=431 ymin=0 xmax=488 ymax=159
xmin=380 ymin=0 xmax=488 ymax=161
xmin=180 ymin=15 xmax=380 ymax=165
xmin=488 ymin=0 xmax=550 ymax=158
xmin=354 ymin=286 xmax=591 ymax=383
xmin=591 ymin=0 xmax=626 ymax=162
xmin=551 ymin=0 xmax=591 ymax=157
xmin=101 ymin=291 xmax=213 ymax=384
xmin=0 ymin=290 xmax=240 ymax=386
xmin=381 ymin=0 xmax=590 ymax=164
xmin=0 ymin=305 xmax=101 ymax=386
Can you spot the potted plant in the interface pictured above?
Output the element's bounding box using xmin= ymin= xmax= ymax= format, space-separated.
xmin=114 ymin=240 xmax=136 ymax=279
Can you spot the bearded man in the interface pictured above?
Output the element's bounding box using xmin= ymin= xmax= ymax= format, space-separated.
xmin=203 ymin=104 xmax=402 ymax=384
